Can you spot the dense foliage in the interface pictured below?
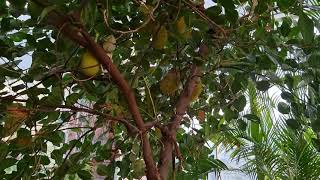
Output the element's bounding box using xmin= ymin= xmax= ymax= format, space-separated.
xmin=0 ymin=0 xmax=320 ymax=179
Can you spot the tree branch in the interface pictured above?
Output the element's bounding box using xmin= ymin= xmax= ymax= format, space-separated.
xmin=29 ymin=1 xmax=160 ymax=178
xmin=158 ymin=65 xmax=202 ymax=179
xmin=1 ymin=95 xmax=140 ymax=137
xmin=79 ymin=30 xmax=160 ymax=179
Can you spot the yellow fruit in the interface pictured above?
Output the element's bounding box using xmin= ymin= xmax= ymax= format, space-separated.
xmin=80 ymin=51 xmax=101 ymax=77
xmin=160 ymin=69 xmax=180 ymax=96
xmin=152 ymin=26 xmax=168 ymax=49
xmin=190 ymin=80 xmax=203 ymax=102
xmin=176 ymin=16 xmax=187 ymax=34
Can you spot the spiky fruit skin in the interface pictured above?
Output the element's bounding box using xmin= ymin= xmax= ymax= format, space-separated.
xmin=176 ymin=16 xmax=187 ymax=34
xmin=190 ymin=81 xmax=203 ymax=102
xmin=80 ymin=51 xmax=100 ymax=77
xmin=152 ymin=26 xmax=168 ymax=49
xmin=160 ymin=69 xmax=180 ymax=96
xmin=103 ymin=35 xmax=116 ymax=52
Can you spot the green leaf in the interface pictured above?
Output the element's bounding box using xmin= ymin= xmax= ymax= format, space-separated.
xmin=311 ymin=138 xmax=320 ymax=152
xmin=243 ymin=114 xmax=260 ymax=122
xmin=39 ymin=5 xmax=57 ymax=22
xmin=298 ymin=11 xmax=314 ymax=43
xmin=237 ymin=119 xmax=247 ymax=131
xmin=8 ymin=0 xmax=25 ymax=9
xmin=66 ymin=93 xmax=81 ymax=106
xmin=308 ymin=51 xmax=320 ymax=68
xmin=77 ymin=170 xmax=92 ymax=180
xmin=286 ymin=118 xmax=300 ymax=130
xmin=96 ymin=164 xmax=113 ymax=176
xmin=233 ymin=95 xmax=246 ymax=112
xmin=39 ymin=155 xmax=51 ymax=165
xmin=278 ymin=102 xmax=290 ymax=114
xmin=0 ymin=142 xmax=9 ymax=161
xmin=284 ymin=74 xmax=294 ymax=90
xmin=256 ymin=80 xmax=270 ymax=91
xmin=224 ymin=108 xmax=238 ymax=121
xmin=281 ymin=91 xmax=294 ymax=102
xmin=280 ymin=17 xmax=292 ymax=37
xmin=45 ymin=131 xmax=64 ymax=146
xmin=0 ymin=66 xmax=21 ymax=78
xmin=51 ymin=149 xmax=64 ymax=164
xmin=0 ymin=158 xmax=17 ymax=171
xmin=117 ymin=157 xmax=131 ymax=178
xmin=206 ymin=6 xmax=222 ymax=18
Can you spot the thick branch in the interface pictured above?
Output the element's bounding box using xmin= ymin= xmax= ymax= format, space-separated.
xmin=36 ymin=5 xmax=159 ymax=179
xmin=158 ymin=65 xmax=202 ymax=180
xmin=79 ymin=30 xmax=159 ymax=179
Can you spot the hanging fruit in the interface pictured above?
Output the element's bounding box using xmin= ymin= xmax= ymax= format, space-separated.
xmin=160 ymin=68 xmax=180 ymax=96
xmin=152 ymin=26 xmax=168 ymax=49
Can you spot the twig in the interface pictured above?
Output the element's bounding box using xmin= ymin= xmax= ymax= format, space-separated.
xmin=183 ymin=0 xmax=226 ymax=37
xmin=173 ymin=141 xmax=183 ymax=171
xmin=51 ymin=129 xmax=93 ymax=179
xmin=100 ymin=0 xmax=161 ymax=34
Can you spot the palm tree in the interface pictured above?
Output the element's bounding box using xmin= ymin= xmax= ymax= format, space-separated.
xmin=227 ymin=80 xmax=320 ymax=180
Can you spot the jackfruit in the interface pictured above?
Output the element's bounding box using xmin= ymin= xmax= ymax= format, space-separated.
xmin=176 ymin=16 xmax=187 ymax=34
xmin=152 ymin=26 xmax=168 ymax=49
xmin=160 ymin=69 xmax=180 ymax=96
xmin=138 ymin=4 xmax=153 ymax=16
xmin=103 ymin=35 xmax=116 ymax=52
xmin=80 ymin=51 xmax=101 ymax=77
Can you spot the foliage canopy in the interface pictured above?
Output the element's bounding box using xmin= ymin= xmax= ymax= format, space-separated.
xmin=1 ymin=0 xmax=320 ymax=179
